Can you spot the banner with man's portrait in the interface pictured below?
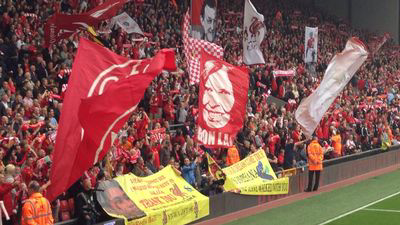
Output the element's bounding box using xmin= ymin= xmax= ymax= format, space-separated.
xmin=197 ymin=51 xmax=249 ymax=148
xmin=97 ymin=166 xmax=209 ymax=225
xmin=191 ymin=0 xmax=217 ymax=42
xmin=304 ymin=26 xmax=318 ymax=63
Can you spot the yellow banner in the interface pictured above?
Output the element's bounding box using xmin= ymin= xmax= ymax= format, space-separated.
xmin=208 ymin=150 xmax=289 ymax=195
xmin=97 ymin=166 xmax=209 ymax=225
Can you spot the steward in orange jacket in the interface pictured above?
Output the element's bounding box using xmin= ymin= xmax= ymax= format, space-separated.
xmin=21 ymin=181 xmax=53 ymax=225
xmin=226 ymin=145 xmax=240 ymax=166
xmin=304 ymin=136 xmax=324 ymax=192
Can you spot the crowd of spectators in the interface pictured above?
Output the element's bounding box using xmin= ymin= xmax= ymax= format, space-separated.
xmin=0 ymin=0 xmax=399 ymax=223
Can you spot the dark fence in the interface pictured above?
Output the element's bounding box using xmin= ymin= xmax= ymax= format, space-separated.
xmin=57 ymin=145 xmax=400 ymax=225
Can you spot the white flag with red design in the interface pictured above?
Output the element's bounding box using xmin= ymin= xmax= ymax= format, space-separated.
xmin=295 ymin=37 xmax=368 ymax=137
xmin=182 ymin=11 xmax=224 ymax=84
xmin=243 ymin=0 xmax=266 ymax=65
xmin=197 ymin=51 xmax=249 ymax=148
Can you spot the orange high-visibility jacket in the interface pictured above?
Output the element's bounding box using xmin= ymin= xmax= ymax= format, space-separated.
xmin=331 ymin=134 xmax=342 ymax=156
xmin=21 ymin=193 xmax=54 ymax=225
xmin=307 ymin=140 xmax=324 ymax=171
xmin=226 ymin=146 xmax=240 ymax=166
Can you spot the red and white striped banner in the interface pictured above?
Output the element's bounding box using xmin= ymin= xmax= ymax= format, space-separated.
xmin=273 ymin=69 xmax=296 ymax=77
xmin=182 ymin=11 xmax=224 ymax=84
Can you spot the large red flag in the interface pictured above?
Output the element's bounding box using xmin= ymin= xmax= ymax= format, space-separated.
xmin=196 ymin=51 xmax=249 ymax=148
xmin=77 ymin=50 xmax=171 ymax=168
xmin=47 ymin=38 xmax=176 ymax=201
xmin=86 ymin=0 xmax=129 ymax=20
xmin=44 ymin=14 xmax=100 ymax=47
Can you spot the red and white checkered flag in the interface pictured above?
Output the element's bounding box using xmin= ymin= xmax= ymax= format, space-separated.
xmin=182 ymin=11 xmax=224 ymax=84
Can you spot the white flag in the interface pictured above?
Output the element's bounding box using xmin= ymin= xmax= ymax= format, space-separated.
xmin=295 ymin=37 xmax=368 ymax=137
xmin=305 ymin=26 xmax=318 ymax=63
xmin=109 ymin=12 xmax=143 ymax=35
xmin=243 ymin=0 xmax=265 ymax=65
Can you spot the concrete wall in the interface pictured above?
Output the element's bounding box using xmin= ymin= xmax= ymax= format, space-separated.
xmin=315 ymin=0 xmax=350 ymax=22
xmin=351 ymin=0 xmax=399 ymax=44
xmin=314 ymin=0 xmax=399 ymax=44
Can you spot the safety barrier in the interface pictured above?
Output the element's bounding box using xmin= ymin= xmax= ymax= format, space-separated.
xmin=193 ymin=144 xmax=400 ymax=223
xmin=56 ymin=145 xmax=400 ymax=225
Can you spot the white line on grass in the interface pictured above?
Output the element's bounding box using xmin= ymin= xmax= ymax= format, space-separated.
xmin=362 ymin=208 xmax=400 ymax=213
xmin=318 ymin=191 xmax=400 ymax=225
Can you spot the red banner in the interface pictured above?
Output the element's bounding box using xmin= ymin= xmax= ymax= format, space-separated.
xmin=48 ymin=38 xmax=176 ymax=202
xmin=149 ymin=128 xmax=166 ymax=142
xmin=196 ymin=51 xmax=249 ymax=148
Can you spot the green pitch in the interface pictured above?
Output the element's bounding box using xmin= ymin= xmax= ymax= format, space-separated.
xmin=225 ymin=169 xmax=400 ymax=225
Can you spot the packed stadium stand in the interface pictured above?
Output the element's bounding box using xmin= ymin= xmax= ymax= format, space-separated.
xmin=0 ymin=0 xmax=399 ymax=224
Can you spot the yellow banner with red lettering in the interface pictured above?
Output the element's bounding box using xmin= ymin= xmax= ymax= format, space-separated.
xmin=97 ymin=166 xmax=209 ymax=225
xmin=208 ymin=150 xmax=289 ymax=195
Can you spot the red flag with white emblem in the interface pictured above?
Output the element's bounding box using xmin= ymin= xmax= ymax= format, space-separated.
xmin=44 ymin=14 xmax=100 ymax=47
xmin=47 ymin=38 xmax=175 ymax=201
xmin=196 ymin=51 xmax=249 ymax=148
xmin=86 ymin=0 xmax=129 ymax=20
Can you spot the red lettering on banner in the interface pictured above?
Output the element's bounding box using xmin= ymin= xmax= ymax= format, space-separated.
xmin=140 ymin=197 xmax=165 ymax=208
xmin=161 ymin=194 xmax=177 ymax=203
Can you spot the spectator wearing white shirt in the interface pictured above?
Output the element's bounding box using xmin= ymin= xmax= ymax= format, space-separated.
xmin=345 ymin=135 xmax=358 ymax=154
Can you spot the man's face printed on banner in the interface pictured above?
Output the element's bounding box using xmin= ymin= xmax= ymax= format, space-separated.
xmin=202 ymin=60 xmax=234 ymax=128
xmin=200 ymin=4 xmax=216 ymax=42
xmin=105 ymin=185 xmax=146 ymax=219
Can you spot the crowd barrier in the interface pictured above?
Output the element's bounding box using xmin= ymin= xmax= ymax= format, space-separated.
xmin=56 ymin=145 xmax=400 ymax=225
xmin=192 ymin=145 xmax=400 ymax=223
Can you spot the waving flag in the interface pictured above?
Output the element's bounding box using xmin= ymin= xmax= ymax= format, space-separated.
xmin=197 ymin=51 xmax=249 ymax=148
xmin=44 ymin=14 xmax=100 ymax=47
xmin=77 ymin=50 xmax=170 ymax=167
xmin=243 ymin=0 xmax=266 ymax=65
xmin=108 ymin=12 xmax=143 ymax=35
xmin=44 ymin=0 xmax=129 ymax=47
xmin=182 ymin=11 xmax=223 ymax=84
xmin=295 ymin=37 xmax=368 ymax=137
xmin=47 ymin=38 xmax=176 ymax=201
xmin=191 ymin=0 xmax=217 ymax=42
xmin=87 ymin=0 xmax=129 ymax=20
